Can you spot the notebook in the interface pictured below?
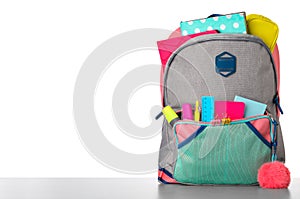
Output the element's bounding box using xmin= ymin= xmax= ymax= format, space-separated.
xmin=157 ymin=30 xmax=218 ymax=68
xmin=234 ymin=96 xmax=267 ymax=117
xmin=180 ymin=12 xmax=247 ymax=36
xmin=215 ymin=101 xmax=245 ymax=120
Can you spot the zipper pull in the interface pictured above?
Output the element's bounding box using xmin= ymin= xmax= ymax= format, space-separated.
xmin=155 ymin=112 xmax=163 ymax=120
xmin=271 ymin=118 xmax=278 ymax=142
xmin=271 ymin=118 xmax=278 ymax=162
xmin=273 ymin=95 xmax=284 ymax=114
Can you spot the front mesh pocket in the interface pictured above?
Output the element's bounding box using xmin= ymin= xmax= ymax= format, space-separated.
xmin=173 ymin=118 xmax=272 ymax=185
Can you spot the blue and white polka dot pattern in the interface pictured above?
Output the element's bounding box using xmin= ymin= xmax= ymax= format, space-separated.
xmin=180 ymin=12 xmax=247 ymax=36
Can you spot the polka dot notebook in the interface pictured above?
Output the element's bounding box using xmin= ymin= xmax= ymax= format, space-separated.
xmin=180 ymin=12 xmax=247 ymax=36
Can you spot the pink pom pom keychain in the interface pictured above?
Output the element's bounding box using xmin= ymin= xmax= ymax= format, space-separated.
xmin=257 ymin=119 xmax=290 ymax=189
xmin=258 ymin=161 xmax=290 ymax=189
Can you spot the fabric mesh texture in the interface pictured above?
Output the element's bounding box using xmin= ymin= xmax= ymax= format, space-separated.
xmin=174 ymin=123 xmax=271 ymax=184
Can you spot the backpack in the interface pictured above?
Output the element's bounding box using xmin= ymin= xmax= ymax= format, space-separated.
xmin=156 ymin=14 xmax=285 ymax=185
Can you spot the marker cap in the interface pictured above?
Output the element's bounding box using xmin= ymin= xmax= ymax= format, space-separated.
xmin=162 ymin=106 xmax=179 ymax=124
xmin=182 ymin=103 xmax=193 ymax=120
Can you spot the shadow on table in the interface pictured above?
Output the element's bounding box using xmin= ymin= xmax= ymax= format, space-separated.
xmin=158 ymin=184 xmax=290 ymax=199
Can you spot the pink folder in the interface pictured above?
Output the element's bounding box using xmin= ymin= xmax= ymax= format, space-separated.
xmin=215 ymin=101 xmax=245 ymax=120
xmin=157 ymin=30 xmax=218 ymax=68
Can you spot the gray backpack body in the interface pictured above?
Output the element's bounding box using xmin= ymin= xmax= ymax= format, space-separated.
xmin=157 ymin=34 xmax=285 ymax=184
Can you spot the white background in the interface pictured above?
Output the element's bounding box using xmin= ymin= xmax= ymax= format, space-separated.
xmin=0 ymin=0 xmax=299 ymax=177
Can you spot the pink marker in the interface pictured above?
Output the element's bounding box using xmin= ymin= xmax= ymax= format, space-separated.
xmin=182 ymin=103 xmax=193 ymax=120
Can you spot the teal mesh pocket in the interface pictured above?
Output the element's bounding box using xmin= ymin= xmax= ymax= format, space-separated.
xmin=173 ymin=119 xmax=272 ymax=185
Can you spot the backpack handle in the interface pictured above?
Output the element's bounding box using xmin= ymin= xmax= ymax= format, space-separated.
xmin=207 ymin=14 xmax=223 ymax=18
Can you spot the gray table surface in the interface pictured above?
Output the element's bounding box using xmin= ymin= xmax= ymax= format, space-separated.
xmin=0 ymin=178 xmax=299 ymax=199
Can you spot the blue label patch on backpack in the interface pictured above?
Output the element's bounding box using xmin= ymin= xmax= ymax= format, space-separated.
xmin=215 ymin=52 xmax=236 ymax=77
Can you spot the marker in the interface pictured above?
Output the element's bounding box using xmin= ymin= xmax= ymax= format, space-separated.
xmin=162 ymin=106 xmax=180 ymax=127
xmin=182 ymin=103 xmax=193 ymax=120
xmin=194 ymin=100 xmax=200 ymax=121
